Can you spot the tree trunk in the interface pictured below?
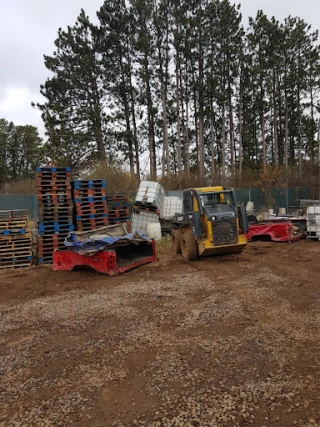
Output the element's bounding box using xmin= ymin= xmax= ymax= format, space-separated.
xmin=185 ymin=70 xmax=190 ymax=177
xmin=239 ymin=99 xmax=243 ymax=186
xmin=179 ymin=65 xmax=187 ymax=173
xmin=260 ymin=108 xmax=266 ymax=170
xmin=284 ymin=91 xmax=289 ymax=172
xmin=228 ymin=81 xmax=235 ymax=178
xmin=145 ymin=54 xmax=156 ymax=178
xmin=160 ymin=77 xmax=169 ymax=178
xmin=198 ymin=36 xmax=205 ymax=184
xmin=221 ymin=102 xmax=226 ymax=185
xmin=297 ymin=86 xmax=302 ymax=178
xmin=127 ymin=42 xmax=140 ymax=179
xmin=273 ymin=72 xmax=278 ymax=166
xmin=175 ymin=50 xmax=182 ymax=178
xmin=210 ymin=100 xmax=215 ymax=185
xmin=317 ymin=119 xmax=320 ymax=165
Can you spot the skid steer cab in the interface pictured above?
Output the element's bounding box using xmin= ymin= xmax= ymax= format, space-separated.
xmin=171 ymin=187 xmax=248 ymax=261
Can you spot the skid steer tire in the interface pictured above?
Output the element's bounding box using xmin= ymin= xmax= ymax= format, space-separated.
xmin=181 ymin=230 xmax=198 ymax=261
xmin=172 ymin=229 xmax=182 ymax=253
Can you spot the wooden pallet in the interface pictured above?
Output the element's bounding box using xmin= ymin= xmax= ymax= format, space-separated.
xmin=0 ymin=220 xmax=28 ymax=230
xmin=36 ymin=185 xmax=72 ymax=194
xmin=75 ymin=204 xmax=108 ymax=216
xmin=73 ymin=196 xmax=106 ymax=203
xmin=0 ymin=209 xmax=29 ymax=222
xmin=37 ymin=193 xmax=72 ymax=201
xmin=0 ymin=233 xmax=32 ymax=242
xmin=38 ymin=214 xmax=74 ymax=223
xmin=0 ymin=248 xmax=32 ymax=257
xmin=72 ymin=188 xmax=107 ymax=198
xmin=36 ymin=178 xmax=71 ymax=186
xmin=0 ymin=261 xmax=32 ymax=269
xmin=75 ymin=218 xmax=109 ymax=231
xmin=0 ymin=229 xmax=27 ymax=236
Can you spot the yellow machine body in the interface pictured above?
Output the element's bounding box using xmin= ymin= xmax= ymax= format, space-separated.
xmin=193 ymin=187 xmax=247 ymax=256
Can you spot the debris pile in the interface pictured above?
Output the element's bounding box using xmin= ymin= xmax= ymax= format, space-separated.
xmin=0 ymin=209 xmax=32 ymax=269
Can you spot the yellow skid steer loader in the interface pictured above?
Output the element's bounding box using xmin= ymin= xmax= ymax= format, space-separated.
xmin=171 ymin=187 xmax=248 ymax=260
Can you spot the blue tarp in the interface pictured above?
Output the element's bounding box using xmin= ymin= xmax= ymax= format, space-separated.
xmin=65 ymin=230 xmax=150 ymax=255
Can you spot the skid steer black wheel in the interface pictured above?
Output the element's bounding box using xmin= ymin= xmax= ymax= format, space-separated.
xmin=172 ymin=229 xmax=182 ymax=253
xmin=181 ymin=229 xmax=198 ymax=261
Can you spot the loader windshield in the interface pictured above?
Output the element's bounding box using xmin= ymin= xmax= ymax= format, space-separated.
xmin=200 ymin=191 xmax=236 ymax=217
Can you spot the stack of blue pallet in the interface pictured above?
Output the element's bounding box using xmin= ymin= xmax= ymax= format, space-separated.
xmin=36 ymin=167 xmax=74 ymax=264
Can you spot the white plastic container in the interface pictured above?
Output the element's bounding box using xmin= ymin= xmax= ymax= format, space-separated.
xmin=131 ymin=211 xmax=159 ymax=234
xmin=135 ymin=181 xmax=165 ymax=210
xmin=246 ymin=201 xmax=254 ymax=212
xmin=146 ymin=223 xmax=162 ymax=241
xmin=307 ymin=206 xmax=320 ymax=238
xmin=160 ymin=197 xmax=182 ymax=220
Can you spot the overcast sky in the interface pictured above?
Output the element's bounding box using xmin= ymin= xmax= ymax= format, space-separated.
xmin=0 ymin=0 xmax=319 ymax=139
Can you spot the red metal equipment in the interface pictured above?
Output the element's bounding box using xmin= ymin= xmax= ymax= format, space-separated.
xmin=247 ymin=222 xmax=303 ymax=242
xmin=52 ymin=239 xmax=156 ymax=275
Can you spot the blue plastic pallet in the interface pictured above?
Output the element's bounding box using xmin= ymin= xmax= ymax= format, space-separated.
xmin=109 ymin=217 xmax=130 ymax=221
xmin=74 ymin=196 xmax=107 ymax=203
xmin=38 ymin=224 xmax=74 ymax=233
xmin=0 ymin=229 xmax=26 ymax=235
xmin=38 ymin=220 xmax=74 ymax=227
xmin=73 ymin=183 xmax=106 ymax=190
xmin=108 ymin=202 xmax=130 ymax=207
xmin=37 ymin=167 xmax=71 ymax=173
xmin=75 ymin=213 xmax=108 ymax=220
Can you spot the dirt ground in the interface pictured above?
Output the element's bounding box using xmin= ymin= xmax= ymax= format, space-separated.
xmin=1 ymin=239 xmax=320 ymax=427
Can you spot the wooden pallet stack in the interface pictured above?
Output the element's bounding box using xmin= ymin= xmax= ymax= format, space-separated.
xmin=73 ymin=180 xmax=109 ymax=231
xmin=106 ymin=196 xmax=131 ymax=230
xmin=36 ymin=167 xmax=74 ymax=264
xmin=0 ymin=210 xmax=32 ymax=269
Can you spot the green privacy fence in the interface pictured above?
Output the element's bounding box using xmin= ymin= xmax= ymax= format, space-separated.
xmin=0 ymin=194 xmax=38 ymax=219
xmin=167 ymin=187 xmax=315 ymax=212
xmin=234 ymin=187 xmax=313 ymax=211
xmin=0 ymin=187 xmax=317 ymax=219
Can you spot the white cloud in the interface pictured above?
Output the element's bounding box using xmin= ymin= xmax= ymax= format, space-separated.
xmin=0 ymin=87 xmax=44 ymax=135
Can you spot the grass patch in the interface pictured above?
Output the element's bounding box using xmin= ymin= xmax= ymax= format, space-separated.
xmin=155 ymin=236 xmax=172 ymax=254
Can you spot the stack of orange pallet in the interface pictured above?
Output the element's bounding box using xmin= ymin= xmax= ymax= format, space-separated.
xmin=36 ymin=167 xmax=74 ymax=263
xmin=73 ymin=180 xmax=109 ymax=232
xmin=106 ymin=196 xmax=131 ymax=230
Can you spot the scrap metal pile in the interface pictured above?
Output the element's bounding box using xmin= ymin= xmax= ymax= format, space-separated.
xmin=53 ymin=223 xmax=156 ymax=275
